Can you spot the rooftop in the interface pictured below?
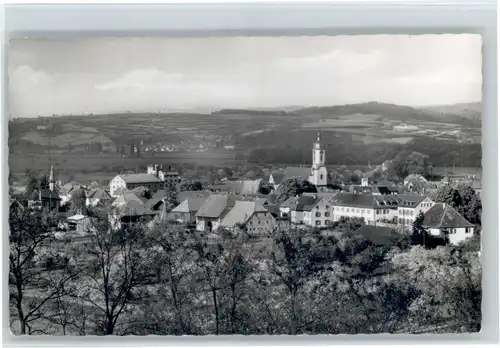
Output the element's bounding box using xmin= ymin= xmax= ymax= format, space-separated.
xmin=221 ymin=201 xmax=269 ymax=228
xmin=423 ymin=203 xmax=474 ymax=228
xmin=118 ymin=173 xmax=163 ymax=184
xmin=195 ymin=194 xmax=238 ymax=219
xmin=171 ymin=197 xmax=209 ymax=214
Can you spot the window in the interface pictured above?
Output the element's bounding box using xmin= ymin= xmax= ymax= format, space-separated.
xmin=362 ymin=209 xmax=365 ymax=214
xmin=398 ymin=218 xmax=403 ymax=224
xmin=409 ymin=210 xmax=414 ymax=216
xmin=341 ymin=207 xmax=344 ymax=212
xmin=320 ymin=174 xmax=324 ymax=180
xmin=326 ymin=205 xmax=330 ymax=209
xmin=315 ymin=212 xmax=321 ymax=217
xmin=325 ymin=212 xmax=330 ymax=217
xmin=325 ymin=220 xmax=331 ymax=225
xmin=315 ymin=220 xmax=321 ymax=226
xmin=346 ymin=208 xmax=350 ymax=213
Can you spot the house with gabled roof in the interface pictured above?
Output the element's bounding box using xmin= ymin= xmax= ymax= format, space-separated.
xmin=195 ymin=194 xmax=239 ymax=232
xmin=169 ymin=197 xmax=208 ymax=223
xmin=281 ymin=194 xmax=333 ymax=227
xmin=109 ymin=173 xmax=164 ymax=197
xmin=404 ymin=174 xmax=428 ymax=187
xmin=86 ymin=188 xmax=113 ymax=207
xmin=423 ymin=203 xmax=475 ymax=245
xmin=109 ymin=199 xmax=157 ymax=230
xmin=220 ymin=201 xmax=276 ymax=235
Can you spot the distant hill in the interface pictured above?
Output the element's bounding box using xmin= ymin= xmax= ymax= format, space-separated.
xmin=420 ymin=102 xmax=482 ymax=124
xmin=292 ymin=102 xmax=481 ymax=126
xmin=211 ymin=102 xmax=479 ymax=126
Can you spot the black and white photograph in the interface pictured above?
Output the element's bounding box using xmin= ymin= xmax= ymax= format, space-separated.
xmin=7 ymin=34 xmax=482 ymax=335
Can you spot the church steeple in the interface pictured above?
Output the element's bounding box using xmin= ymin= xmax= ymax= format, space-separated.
xmin=312 ymin=132 xmax=325 ymax=168
xmin=309 ymin=132 xmax=327 ymax=187
xmin=49 ymin=165 xmax=55 ymax=191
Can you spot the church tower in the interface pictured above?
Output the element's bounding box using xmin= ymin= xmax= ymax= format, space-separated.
xmin=309 ymin=132 xmax=328 ymax=187
xmin=49 ymin=165 xmax=55 ymax=191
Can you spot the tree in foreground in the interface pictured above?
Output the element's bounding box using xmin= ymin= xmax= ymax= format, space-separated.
xmin=9 ymin=207 xmax=79 ymax=335
xmin=72 ymin=216 xmax=148 ymax=335
xmin=192 ymin=230 xmax=253 ymax=335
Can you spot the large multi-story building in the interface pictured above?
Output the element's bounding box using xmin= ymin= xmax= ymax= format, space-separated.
xmin=330 ymin=193 xmax=400 ymax=226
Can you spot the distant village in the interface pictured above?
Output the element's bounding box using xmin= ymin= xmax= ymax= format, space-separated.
xmin=10 ymin=132 xmax=481 ymax=246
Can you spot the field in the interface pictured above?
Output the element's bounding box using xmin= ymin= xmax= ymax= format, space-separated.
xmin=8 ymin=101 xmax=482 ymax=185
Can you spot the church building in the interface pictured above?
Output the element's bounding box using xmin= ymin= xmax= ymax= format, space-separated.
xmin=269 ymin=132 xmax=331 ymax=192
xmin=308 ymin=132 xmax=328 ymax=190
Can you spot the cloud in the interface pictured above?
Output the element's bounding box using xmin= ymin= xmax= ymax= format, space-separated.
xmin=277 ymin=49 xmax=385 ymax=77
xmin=94 ymin=68 xmax=256 ymax=111
xmin=7 ymin=35 xmax=482 ymax=117
xmin=9 ymin=65 xmax=54 ymax=91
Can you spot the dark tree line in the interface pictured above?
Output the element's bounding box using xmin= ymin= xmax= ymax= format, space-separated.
xmin=245 ymin=131 xmax=481 ymax=168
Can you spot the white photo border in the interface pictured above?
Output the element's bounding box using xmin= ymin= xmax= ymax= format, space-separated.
xmin=1 ymin=1 xmax=498 ymax=347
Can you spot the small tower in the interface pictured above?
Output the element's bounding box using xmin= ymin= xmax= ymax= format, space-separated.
xmin=49 ymin=165 xmax=55 ymax=191
xmin=309 ymin=132 xmax=328 ymax=187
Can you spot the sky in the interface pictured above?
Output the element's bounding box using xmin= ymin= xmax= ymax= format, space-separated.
xmin=8 ymin=34 xmax=482 ymax=118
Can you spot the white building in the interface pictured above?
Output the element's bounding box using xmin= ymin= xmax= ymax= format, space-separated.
xmin=331 ymin=193 xmax=400 ymax=226
xmin=282 ymin=194 xmax=333 ymax=227
xmin=109 ymin=173 xmax=164 ymax=197
xmin=423 ymin=203 xmax=475 ymax=245
xmin=397 ymin=194 xmax=435 ymax=227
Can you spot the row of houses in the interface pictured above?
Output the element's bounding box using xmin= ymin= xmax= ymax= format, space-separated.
xmin=277 ymin=191 xmax=474 ymax=245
